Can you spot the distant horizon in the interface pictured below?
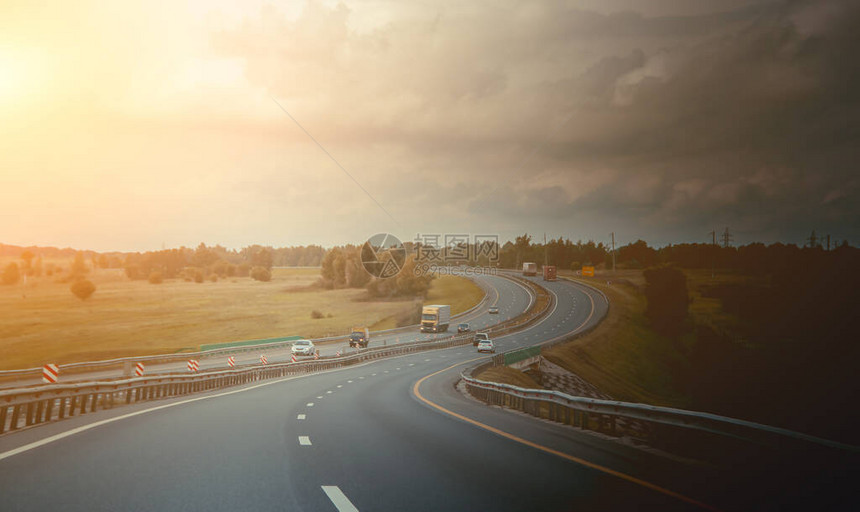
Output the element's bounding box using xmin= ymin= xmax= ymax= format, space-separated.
xmin=0 ymin=230 xmax=851 ymax=256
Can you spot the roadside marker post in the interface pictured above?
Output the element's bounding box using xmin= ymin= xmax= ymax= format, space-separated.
xmin=42 ymin=364 xmax=59 ymax=384
xmin=227 ymin=356 xmax=235 ymax=368
xmin=187 ymin=360 xmax=199 ymax=372
xmin=260 ymin=355 xmax=268 ymax=365
xmin=291 ymin=354 xmax=297 ymax=363
xmin=314 ymin=350 xmax=319 ymax=360
xmin=134 ymin=363 xmax=145 ymax=377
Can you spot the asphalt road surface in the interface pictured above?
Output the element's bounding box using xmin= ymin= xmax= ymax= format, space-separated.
xmin=0 ymin=274 xmax=856 ymax=511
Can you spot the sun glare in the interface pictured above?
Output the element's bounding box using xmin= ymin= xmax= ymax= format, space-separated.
xmin=0 ymin=49 xmax=40 ymax=105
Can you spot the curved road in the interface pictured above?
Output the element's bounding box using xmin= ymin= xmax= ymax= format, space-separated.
xmin=0 ymin=274 xmax=855 ymax=511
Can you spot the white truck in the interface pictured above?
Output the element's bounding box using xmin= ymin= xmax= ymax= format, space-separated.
xmin=421 ymin=305 xmax=451 ymax=333
xmin=522 ymin=262 xmax=537 ymax=276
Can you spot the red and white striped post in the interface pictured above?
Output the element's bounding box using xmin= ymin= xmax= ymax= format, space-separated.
xmin=314 ymin=350 xmax=319 ymax=360
xmin=42 ymin=364 xmax=59 ymax=384
xmin=227 ymin=356 xmax=235 ymax=368
xmin=335 ymin=350 xmax=341 ymax=357
xmin=187 ymin=359 xmax=199 ymax=372
xmin=290 ymin=354 xmax=297 ymax=363
xmin=260 ymin=355 xmax=268 ymax=365
xmin=134 ymin=362 xmax=145 ymax=377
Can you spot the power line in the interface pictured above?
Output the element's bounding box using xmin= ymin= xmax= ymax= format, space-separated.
xmin=270 ymin=96 xmax=401 ymax=229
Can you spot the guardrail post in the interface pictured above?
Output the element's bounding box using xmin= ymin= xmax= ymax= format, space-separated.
xmin=25 ymin=402 xmax=35 ymax=426
xmin=35 ymin=400 xmax=45 ymax=424
xmin=10 ymin=404 xmax=21 ymax=430
xmin=59 ymin=397 xmax=67 ymax=418
xmin=68 ymin=396 xmax=77 ymax=416
xmin=90 ymin=394 xmax=98 ymax=413
xmin=0 ymin=405 xmax=7 ymax=434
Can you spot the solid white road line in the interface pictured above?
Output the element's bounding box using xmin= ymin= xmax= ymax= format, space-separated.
xmin=299 ymin=436 xmax=312 ymax=446
xmin=321 ymin=486 xmax=360 ymax=512
xmin=297 ymin=414 xmax=306 ymax=420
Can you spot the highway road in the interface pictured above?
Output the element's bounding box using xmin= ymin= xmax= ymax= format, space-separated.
xmin=0 ymin=274 xmax=856 ymax=511
xmin=2 ymin=273 xmax=532 ymax=388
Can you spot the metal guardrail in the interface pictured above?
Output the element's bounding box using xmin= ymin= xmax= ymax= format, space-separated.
xmin=0 ymin=282 xmax=492 ymax=381
xmin=460 ymin=375 xmax=860 ymax=455
xmin=0 ymin=276 xmax=548 ymax=436
xmin=463 ymin=277 xmax=859 ymax=459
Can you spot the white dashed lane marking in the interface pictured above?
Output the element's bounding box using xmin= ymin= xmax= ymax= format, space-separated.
xmin=297 ymin=414 xmax=306 ymax=420
xmin=322 ymin=486 xmax=360 ymax=512
xmin=299 ymin=436 xmax=312 ymax=446
xmin=307 ymin=402 xmax=314 ymax=407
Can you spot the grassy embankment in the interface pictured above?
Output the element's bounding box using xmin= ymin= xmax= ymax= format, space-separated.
xmin=479 ymin=269 xmax=742 ymax=408
xmin=0 ymin=265 xmax=483 ymax=370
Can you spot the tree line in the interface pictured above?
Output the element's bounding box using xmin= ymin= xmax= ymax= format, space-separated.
xmin=490 ymin=233 xmax=857 ymax=275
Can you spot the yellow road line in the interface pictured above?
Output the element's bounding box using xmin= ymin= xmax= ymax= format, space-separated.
xmin=413 ymin=288 xmax=721 ymax=512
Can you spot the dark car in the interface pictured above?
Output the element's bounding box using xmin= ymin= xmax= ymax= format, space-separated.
xmin=457 ymin=323 xmax=470 ymax=333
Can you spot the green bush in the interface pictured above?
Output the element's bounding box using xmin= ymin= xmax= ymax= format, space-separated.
xmin=250 ymin=266 xmax=271 ymax=282
xmin=643 ymin=266 xmax=688 ymax=337
xmin=70 ymin=279 xmax=96 ymax=300
xmin=2 ymin=263 xmax=20 ymax=285
xmin=148 ymin=271 xmax=163 ymax=284
xmin=310 ymin=310 xmax=324 ymax=319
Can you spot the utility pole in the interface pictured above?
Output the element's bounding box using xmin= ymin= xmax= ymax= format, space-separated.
xmin=826 ymin=234 xmax=831 ymax=251
xmin=544 ymin=232 xmax=547 ymax=266
xmin=807 ymin=230 xmax=818 ymax=248
xmin=610 ymin=232 xmax=616 ymax=274
xmin=721 ymin=227 xmax=732 ymax=248
xmin=709 ymin=230 xmax=716 ymax=278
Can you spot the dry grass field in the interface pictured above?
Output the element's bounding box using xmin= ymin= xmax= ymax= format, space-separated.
xmin=368 ymin=274 xmax=485 ymax=331
xmin=0 ymin=265 xmax=482 ymax=370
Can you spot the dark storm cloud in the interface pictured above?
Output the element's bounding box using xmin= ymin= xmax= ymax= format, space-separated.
xmin=219 ymin=0 xmax=860 ymax=245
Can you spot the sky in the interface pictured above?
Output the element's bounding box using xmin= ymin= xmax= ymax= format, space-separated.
xmin=1 ymin=0 xmax=858 ymax=252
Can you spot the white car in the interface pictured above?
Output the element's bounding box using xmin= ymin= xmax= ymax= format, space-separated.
xmin=488 ymin=306 xmax=499 ymax=314
xmin=477 ymin=339 xmax=495 ymax=353
xmin=291 ymin=339 xmax=316 ymax=356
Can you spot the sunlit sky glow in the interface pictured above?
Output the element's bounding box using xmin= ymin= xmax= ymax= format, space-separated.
xmin=1 ymin=0 xmax=858 ymax=251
